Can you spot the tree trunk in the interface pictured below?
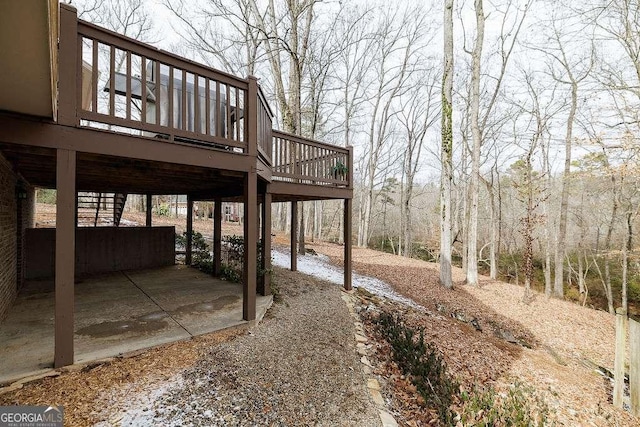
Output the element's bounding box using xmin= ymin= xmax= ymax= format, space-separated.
xmin=462 ymin=166 xmax=470 ymax=274
xmin=482 ymin=175 xmax=497 ymax=279
xmin=439 ymin=0 xmax=455 ymax=289
xmin=622 ymin=211 xmax=632 ymax=313
xmin=553 ymin=79 xmax=578 ymax=298
xmin=523 ymin=159 xmax=534 ymax=303
xmin=604 ymin=181 xmax=618 ymax=314
xmin=466 ymin=0 xmax=485 ymax=286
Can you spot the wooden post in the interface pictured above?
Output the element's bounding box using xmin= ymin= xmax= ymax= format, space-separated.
xmin=213 ymin=198 xmax=222 ymax=276
xmin=243 ymin=75 xmax=258 ymax=320
xmin=291 ymin=201 xmax=298 ymax=272
xmin=298 ymin=202 xmax=305 ymax=255
xmin=347 ymin=145 xmax=354 ymax=189
xmin=630 ymin=318 xmax=640 ymax=416
xmin=614 ymin=308 xmax=627 ymax=408
xmin=145 ymin=194 xmax=152 ymax=227
xmin=186 ymin=196 xmax=193 ymax=265
xmin=243 ymin=172 xmax=257 ymax=321
xmin=344 ymin=198 xmax=353 ymax=291
xmin=58 ymin=4 xmax=79 ymax=126
xmin=55 ymin=149 xmax=76 ymax=368
xmin=260 ymin=190 xmax=272 ymax=296
xmin=247 ymin=76 xmax=259 ymax=158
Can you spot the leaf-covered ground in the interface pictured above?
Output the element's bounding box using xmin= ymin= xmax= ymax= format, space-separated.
xmin=308 ymin=241 xmax=637 ymax=426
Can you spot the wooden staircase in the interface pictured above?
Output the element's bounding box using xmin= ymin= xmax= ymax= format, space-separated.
xmin=77 ymin=192 xmax=127 ymax=226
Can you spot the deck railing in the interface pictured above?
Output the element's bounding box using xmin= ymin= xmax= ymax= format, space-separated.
xmin=76 ymin=20 xmax=250 ymax=153
xmin=59 ymin=5 xmax=350 ymax=189
xmin=272 ymin=131 xmax=352 ymax=188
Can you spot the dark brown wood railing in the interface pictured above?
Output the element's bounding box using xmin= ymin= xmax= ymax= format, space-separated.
xmin=77 ymin=20 xmax=249 ymax=152
xmin=272 ymin=131 xmax=352 ymax=187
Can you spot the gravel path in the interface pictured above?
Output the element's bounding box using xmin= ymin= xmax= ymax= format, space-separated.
xmin=116 ymin=267 xmax=381 ymax=426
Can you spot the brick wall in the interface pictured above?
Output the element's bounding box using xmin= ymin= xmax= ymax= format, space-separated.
xmin=0 ymin=153 xmax=17 ymax=321
xmin=16 ymin=187 xmax=35 ymax=289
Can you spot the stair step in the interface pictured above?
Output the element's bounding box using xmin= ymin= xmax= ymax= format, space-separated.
xmin=76 ymin=192 xmax=127 ymax=227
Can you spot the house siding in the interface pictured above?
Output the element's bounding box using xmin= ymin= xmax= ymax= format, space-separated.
xmin=0 ymin=153 xmax=17 ymax=321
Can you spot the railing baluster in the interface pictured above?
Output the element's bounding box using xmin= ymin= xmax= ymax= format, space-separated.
xmin=235 ymin=87 xmax=240 ymax=142
xmin=109 ymin=45 xmax=115 ymax=116
xmin=243 ymin=88 xmax=248 ymax=143
xmin=280 ymin=137 xmax=284 ymax=173
xmin=141 ymin=56 xmax=147 ymax=124
xmin=91 ymin=39 xmax=98 ymax=112
xmin=181 ymin=69 xmax=187 ymax=131
xmin=168 ymin=66 xmax=174 ymax=129
xmin=155 ymin=60 xmax=161 ymax=126
xmin=308 ymin=144 xmax=312 ymax=179
xmin=215 ymin=81 xmax=221 ymax=138
xmin=226 ymin=84 xmax=231 ymax=140
xmin=274 ymin=136 xmax=278 ymax=171
xmin=205 ymin=78 xmax=211 ymax=136
xmin=77 ymin=35 xmax=83 ymax=116
xmin=194 ymin=74 xmax=200 ymax=134
xmin=125 ymin=50 xmax=132 ymax=120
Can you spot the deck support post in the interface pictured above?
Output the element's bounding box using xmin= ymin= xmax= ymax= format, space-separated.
xmin=58 ymin=4 xmax=79 ymax=127
xmin=55 ymin=149 xmax=76 ymax=368
xmin=186 ymin=196 xmax=193 ymax=266
xmin=243 ymin=171 xmax=258 ymax=321
xmin=343 ymin=198 xmax=352 ymax=291
xmin=290 ymin=201 xmax=298 ymax=271
xmin=145 ymin=194 xmax=152 ymax=227
xmin=260 ymin=190 xmax=272 ymax=296
xmin=213 ymin=198 xmax=222 ymax=276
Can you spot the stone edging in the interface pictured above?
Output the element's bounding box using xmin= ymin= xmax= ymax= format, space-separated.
xmin=341 ymin=290 xmax=398 ymax=427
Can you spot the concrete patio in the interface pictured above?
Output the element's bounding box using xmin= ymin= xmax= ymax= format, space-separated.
xmin=0 ymin=265 xmax=272 ymax=384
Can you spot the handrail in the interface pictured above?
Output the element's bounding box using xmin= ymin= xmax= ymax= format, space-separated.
xmin=272 ymin=130 xmax=350 ymax=154
xmin=77 ymin=21 xmax=248 ymax=88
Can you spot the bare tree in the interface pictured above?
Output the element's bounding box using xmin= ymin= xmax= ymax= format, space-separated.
xmin=163 ymin=0 xmax=261 ymax=75
xmin=440 ymin=0 xmax=455 ymax=288
xmin=464 ymin=0 xmax=531 ymax=285
xmin=397 ymin=69 xmax=439 ymax=257
xmin=528 ymin=7 xmax=595 ymax=298
xmin=466 ymin=0 xmax=485 ymax=286
xmin=508 ymin=68 xmax=557 ymax=301
xmin=75 ymin=0 xmax=156 ymax=44
xmin=357 ymin=6 xmax=425 ymax=247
